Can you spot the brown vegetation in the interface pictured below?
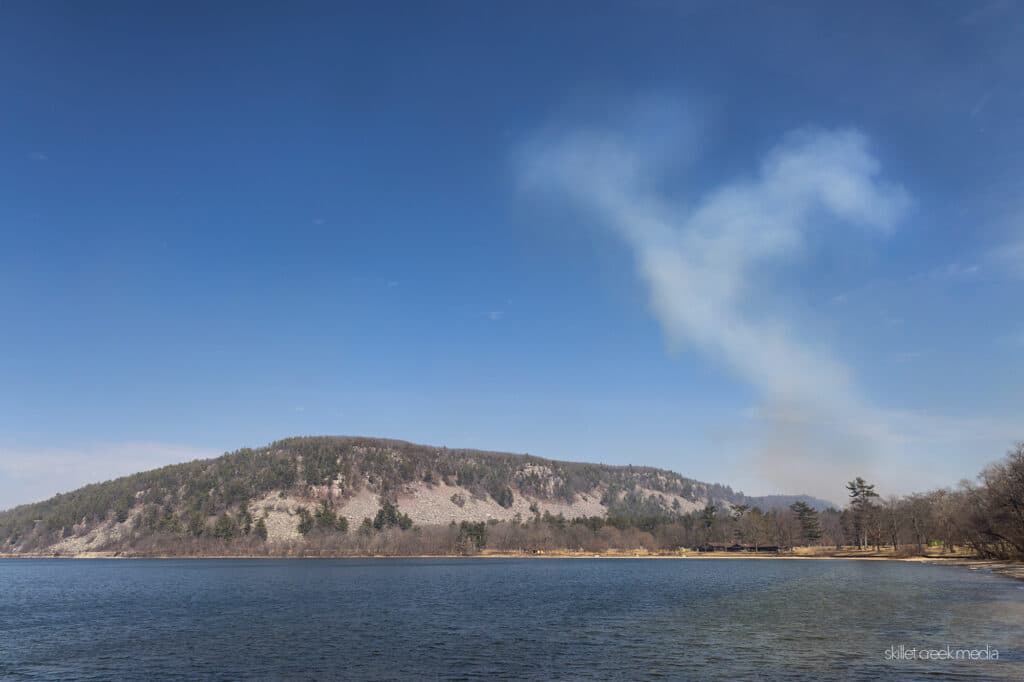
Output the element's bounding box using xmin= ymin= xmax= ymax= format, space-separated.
xmin=2 ymin=438 xmax=1021 ymax=564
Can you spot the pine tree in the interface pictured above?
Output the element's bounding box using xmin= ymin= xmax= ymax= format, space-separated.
xmin=314 ymin=502 xmax=337 ymax=531
xmin=239 ymin=503 xmax=253 ymax=535
xmin=845 ymin=477 xmax=879 ymax=549
xmin=212 ymin=512 xmax=237 ymax=541
xmin=699 ymin=503 xmax=718 ymax=544
xmin=731 ymin=504 xmax=749 ymax=544
xmin=789 ymin=501 xmax=821 ymax=545
xmin=701 ymin=503 xmax=718 ymax=529
xmin=373 ymin=502 xmax=412 ymax=530
xmin=296 ymin=506 xmax=314 ymax=535
xmin=458 ymin=521 xmax=487 ymax=551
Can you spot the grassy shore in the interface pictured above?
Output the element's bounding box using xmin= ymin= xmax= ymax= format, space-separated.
xmin=2 ymin=546 xmax=1022 ymax=580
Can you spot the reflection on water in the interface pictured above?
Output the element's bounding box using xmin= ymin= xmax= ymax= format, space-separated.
xmin=1 ymin=558 xmax=1021 ymax=680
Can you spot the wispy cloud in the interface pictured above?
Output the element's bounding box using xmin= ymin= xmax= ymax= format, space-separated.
xmin=520 ymin=121 xmax=908 ymax=399
xmin=939 ymin=262 xmax=979 ymax=277
xmin=28 ymin=151 xmax=48 ymax=162
xmin=516 ymin=107 xmax=958 ymax=493
xmin=0 ymin=441 xmax=218 ymax=510
xmin=485 ymin=311 xmax=504 ymax=321
xmin=908 ymin=261 xmax=982 ymax=281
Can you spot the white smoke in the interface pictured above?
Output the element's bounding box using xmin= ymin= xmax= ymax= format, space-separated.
xmin=518 ymin=112 xmax=922 ymax=494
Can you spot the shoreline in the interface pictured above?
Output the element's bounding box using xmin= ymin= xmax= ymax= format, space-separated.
xmin=2 ymin=550 xmax=1022 ymax=581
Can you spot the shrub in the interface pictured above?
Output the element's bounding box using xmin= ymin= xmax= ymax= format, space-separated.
xmin=296 ymin=507 xmax=314 ymax=535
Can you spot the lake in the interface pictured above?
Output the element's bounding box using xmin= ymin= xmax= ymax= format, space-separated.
xmin=1 ymin=558 xmax=1022 ymax=680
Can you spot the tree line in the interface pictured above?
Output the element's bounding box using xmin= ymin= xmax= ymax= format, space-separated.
xmin=4 ymin=440 xmax=1021 ymax=560
xmin=0 ymin=436 xmax=732 ymax=552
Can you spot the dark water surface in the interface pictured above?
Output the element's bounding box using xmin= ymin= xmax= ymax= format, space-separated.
xmin=1 ymin=558 xmax=1022 ymax=680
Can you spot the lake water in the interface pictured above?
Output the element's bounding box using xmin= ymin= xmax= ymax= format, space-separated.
xmin=1 ymin=558 xmax=1022 ymax=680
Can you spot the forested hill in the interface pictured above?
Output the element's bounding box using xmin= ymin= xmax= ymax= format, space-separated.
xmin=0 ymin=435 xmax=825 ymax=555
xmin=744 ymin=494 xmax=836 ymax=513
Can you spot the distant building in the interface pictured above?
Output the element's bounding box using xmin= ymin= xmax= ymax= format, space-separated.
xmin=695 ymin=543 xmax=780 ymax=553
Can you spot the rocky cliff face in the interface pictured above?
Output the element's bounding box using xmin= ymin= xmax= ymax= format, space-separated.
xmin=0 ymin=436 xmax=768 ymax=554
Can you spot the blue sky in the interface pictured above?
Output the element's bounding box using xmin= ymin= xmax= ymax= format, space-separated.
xmin=1 ymin=1 xmax=1021 ymax=508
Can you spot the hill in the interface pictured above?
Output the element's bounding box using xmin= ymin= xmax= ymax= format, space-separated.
xmin=743 ymin=494 xmax=838 ymax=513
xmin=0 ymin=435 xmax=829 ymax=556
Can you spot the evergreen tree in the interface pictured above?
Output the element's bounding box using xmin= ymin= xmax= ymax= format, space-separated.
xmin=373 ymin=501 xmax=412 ymax=530
xmin=701 ymin=503 xmax=718 ymax=529
xmin=212 ymin=512 xmax=237 ymax=540
xmin=187 ymin=512 xmax=206 ymax=537
xmin=789 ymin=501 xmax=822 ymax=545
xmin=731 ymin=504 xmax=749 ymax=543
xmin=254 ymin=517 xmax=268 ymax=541
xmin=314 ymin=502 xmax=337 ymax=531
xmin=699 ymin=503 xmax=718 ymax=543
xmin=458 ymin=521 xmax=487 ymax=551
xmin=239 ymin=503 xmax=253 ymax=535
xmin=296 ymin=506 xmax=314 ymax=535
xmin=845 ymin=477 xmax=879 ymax=549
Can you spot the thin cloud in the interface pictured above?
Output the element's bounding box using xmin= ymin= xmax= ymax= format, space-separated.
xmin=518 ymin=109 xmax=924 ymax=492
xmin=941 ymin=262 xmax=979 ymax=276
xmin=910 ymin=261 xmax=982 ymax=280
xmin=0 ymin=441 xmax=218 ymax=510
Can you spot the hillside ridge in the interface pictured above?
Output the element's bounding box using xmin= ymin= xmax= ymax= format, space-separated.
xmin=0 ymin=435 xmax=834 ymax=556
